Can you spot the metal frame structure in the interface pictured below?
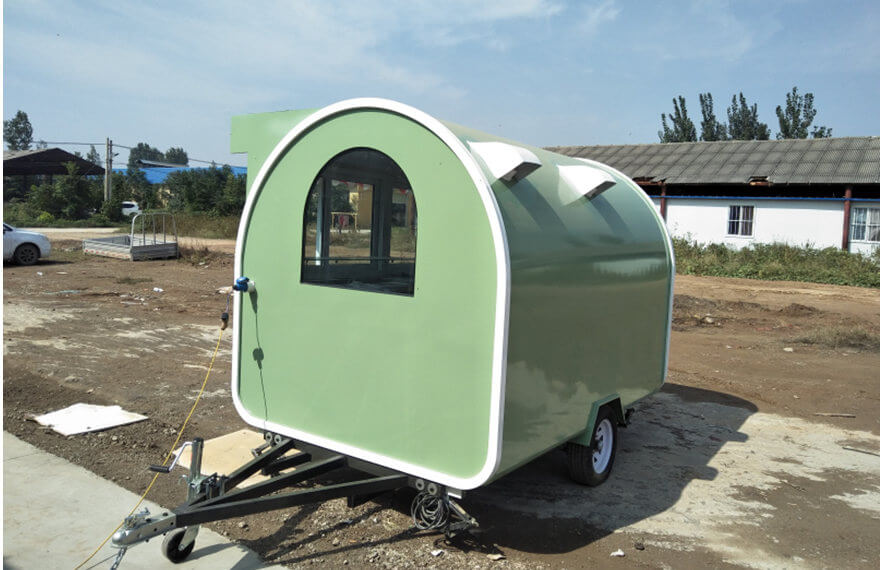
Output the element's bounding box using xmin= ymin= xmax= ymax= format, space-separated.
xmin=83 ymin=212 xmax=179 ymax=261
xmin=112 ymin=432 xmax=476 ymax=563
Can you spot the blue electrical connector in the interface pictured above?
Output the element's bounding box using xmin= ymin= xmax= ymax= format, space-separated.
xmin=233 ymin=276 xmax=254 ymax=293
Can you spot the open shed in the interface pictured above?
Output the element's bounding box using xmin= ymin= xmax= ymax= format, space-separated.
xmin=3 ymin=147 xmax=105 ymax=176
xmin=230 ymin=99 xmax=674 ymax=491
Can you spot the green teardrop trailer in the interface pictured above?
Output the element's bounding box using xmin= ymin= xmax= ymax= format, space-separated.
xmin=230 ymin=98 xmax=674 ymax=493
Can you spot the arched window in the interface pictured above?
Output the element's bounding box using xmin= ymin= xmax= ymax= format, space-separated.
xmin=302 ymin=148 xmax=417 ymax=296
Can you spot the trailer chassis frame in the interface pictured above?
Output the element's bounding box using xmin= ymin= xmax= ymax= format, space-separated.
xmin=112 ymin=432 xmax=476 ymax=562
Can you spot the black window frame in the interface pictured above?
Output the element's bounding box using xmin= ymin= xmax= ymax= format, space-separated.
xmin=300 ymin=148 xmax=417 ymax=296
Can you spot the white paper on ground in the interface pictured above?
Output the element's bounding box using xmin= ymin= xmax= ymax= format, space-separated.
xmin=33 ymin=403 xmax=148 ymax=436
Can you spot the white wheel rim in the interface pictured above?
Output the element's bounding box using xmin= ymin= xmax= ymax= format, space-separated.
xmin=592 ymin=419 xmax=613 ymax=473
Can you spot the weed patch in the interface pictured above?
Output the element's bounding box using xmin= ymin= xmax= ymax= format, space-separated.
xmin=673 ymin=239 xmax=880 ymax=288
xmin=173 ymin=214 xmax=240 ymax=239
xmin=792 ymin=326 xmax=880 ymax=351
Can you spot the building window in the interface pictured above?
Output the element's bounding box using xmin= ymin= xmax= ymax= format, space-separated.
xmin=302 ymin=148 xmax=417 ymax=296
xmin=851 ymin=207 xmax=880 ymax=243
xmin=727 ymin=205 xmax=754 ymax=237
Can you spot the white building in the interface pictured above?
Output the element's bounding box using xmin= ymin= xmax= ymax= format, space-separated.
xmin=550 ymin=137 xmax=880 ymax=257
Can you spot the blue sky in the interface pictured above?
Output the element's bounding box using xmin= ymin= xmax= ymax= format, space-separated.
xmin=4 ymin=0 xmax=879 ymax=167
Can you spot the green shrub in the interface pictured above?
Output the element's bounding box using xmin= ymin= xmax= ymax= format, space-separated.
xmin=89 ymin=213 xmax=113 ymax=226
xmin=672 ymin=238 xmax=880 ymax=288
xmin=36 ymin=211 xmax=55 ymax=224
xmin=173 ymin=213 xmax=240 ymax=239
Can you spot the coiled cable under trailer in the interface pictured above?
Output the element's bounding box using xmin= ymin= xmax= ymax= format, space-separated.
xmin=111 ymin=431 xmax=477 ymax=564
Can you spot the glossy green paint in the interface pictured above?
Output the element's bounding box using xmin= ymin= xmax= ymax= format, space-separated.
xmin=231 ymin=102 xmax=672 ymax=488
xmin=232 ymin=109 xmax=499 ymax=481
xmin=442 ymin=123 xmax=673 ymax=477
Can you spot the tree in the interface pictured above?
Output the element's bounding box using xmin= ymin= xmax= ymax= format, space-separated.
xmin=658 ymin=96 xmax=697 ymax=143
xmin=3 ymin=110 xmax=34 ymax=150
xmin=28 ymin=162 xmax=102 ymax=220
xmin=86 ymin=145 xmax=101 ymax=166
xmin=164 ymin=146 xmax=188 ymax=166
xmin=699 ymin=93 xmax=727 ymax=141
xmin=811 ymin=125 xmax=833 ymax=138
xmin=727 ymin=93 xmax=770 ymax=140
xmin=127 ymin=142 xmax=164 ymax=169
xmin=775 ymin=86 xmax=830 ymax=139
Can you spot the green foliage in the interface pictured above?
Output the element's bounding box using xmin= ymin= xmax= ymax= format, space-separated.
xmin=3 ymin=110 xmax=34 ymax=150
xmin=673 ymin=238 xmax=880 ymax=288
xmin=27 ymin=162 xmax=102 ymax=220
xmin=164 ymin=146 xmax=189 ymax=165
xmin=775 ymin=86 xmax=831 ymax=139
xmin=101 ymin=192 xmax=125 ymax=222
xmin=86 ymin=145 xmax=101 ymax=166
xmin=727 ymin=93 xmax=770 ymax=140
xmin=811 ymin=125 xmax=832 ymax=138
xmin=122 ymin=169 xmax=157 ymax=209
xmin=698 ymin=93 xmax=727 ymax=141
xmin=36 ymin=211 xmax=55 ymax=224
xmin=127 ymin=142 xmax=164 ymax=169
xmin=90 ymin=213 xmax=113 ymax=226
xmin=173 ymin=213 xmax=241 ymax=239
xmin=658 ymin=96 xmax=697 ymax=142
xmin=165 ymin=166 xmax=246 ymax=215
xmin=3 ymin=201 xmax=40 ymax=226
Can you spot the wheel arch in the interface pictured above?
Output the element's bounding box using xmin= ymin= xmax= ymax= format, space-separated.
xmin=571 ymin=395 xmax=624 ymax=447
xmin=13 ymin=242 xmax=42 ymax=263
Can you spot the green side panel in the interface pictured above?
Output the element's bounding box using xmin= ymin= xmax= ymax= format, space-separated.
xmin=444 ymin=122 xmax=673 ymax=478
xmin=236 ymin=110 xmax=498 ymax=481
xmin=231 ymin=109 xmax=316 ymax=192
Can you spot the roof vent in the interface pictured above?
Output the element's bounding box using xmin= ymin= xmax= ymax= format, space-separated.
xmin=557 ymin=164 xmax=617 ymax=204
xmin=468 ymin=141 xmax=542 ymax=184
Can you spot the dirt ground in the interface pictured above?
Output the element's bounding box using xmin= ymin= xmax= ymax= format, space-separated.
xmin=3 ymin=236 xmax=879 ymax=569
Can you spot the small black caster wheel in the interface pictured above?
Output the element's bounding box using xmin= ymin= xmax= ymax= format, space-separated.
xmin=162 ymin=528 xmax=195 ymax=563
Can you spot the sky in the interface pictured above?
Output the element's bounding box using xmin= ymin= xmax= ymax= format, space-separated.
xmin=3 ymin=0 xmax=879 ymax=168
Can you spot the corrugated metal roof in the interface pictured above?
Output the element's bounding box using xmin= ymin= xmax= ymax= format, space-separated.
xmin=547 ymin=136 xmax=880 ymax=185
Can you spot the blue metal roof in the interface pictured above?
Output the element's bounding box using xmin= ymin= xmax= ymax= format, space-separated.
xmin=112 ymin=166 xmax=246 ymax=184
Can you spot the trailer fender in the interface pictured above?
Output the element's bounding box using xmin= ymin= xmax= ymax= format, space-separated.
xmin=571 ymin=395 xmax=624 ymax=447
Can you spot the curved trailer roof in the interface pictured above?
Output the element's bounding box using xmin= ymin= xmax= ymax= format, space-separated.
xmin=231 ymin=99 xmax=673 ymax=490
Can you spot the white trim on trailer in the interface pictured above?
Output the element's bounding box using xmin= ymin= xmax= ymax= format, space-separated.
xmin=231 ymin=98 xmax=511 ymax=490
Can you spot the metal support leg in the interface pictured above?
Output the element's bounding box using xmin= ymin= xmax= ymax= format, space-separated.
xmin=178 ymin=438 xmax=204 ymax=551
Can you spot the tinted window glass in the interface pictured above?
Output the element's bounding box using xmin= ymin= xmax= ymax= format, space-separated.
xmin=301 ymin=149 xmax=417 ymax=296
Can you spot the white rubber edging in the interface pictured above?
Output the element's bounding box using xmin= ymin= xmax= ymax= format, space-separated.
xmin=231 ymin=98 xmax=510 ymax=490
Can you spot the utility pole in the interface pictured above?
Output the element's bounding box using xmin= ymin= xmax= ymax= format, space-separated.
xmin=103 ymin=137 xmax=113 ymax=201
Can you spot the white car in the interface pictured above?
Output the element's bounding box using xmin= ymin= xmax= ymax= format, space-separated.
xmin=122 ymin=201 xmax=141 ymax=217
xmin=3 ymin=223 xmax=52 ymax=265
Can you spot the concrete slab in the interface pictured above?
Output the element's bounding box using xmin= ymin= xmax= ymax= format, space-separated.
xmin=3 ymin=432 xmax=284 ymax=569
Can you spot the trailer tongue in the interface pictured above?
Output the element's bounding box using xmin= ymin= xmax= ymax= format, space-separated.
xmin=112 ymin=433 xmax=476 ymax=563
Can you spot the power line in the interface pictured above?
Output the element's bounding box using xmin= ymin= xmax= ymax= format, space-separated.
xmin=39 ymin=140 xmax=239 ymax=167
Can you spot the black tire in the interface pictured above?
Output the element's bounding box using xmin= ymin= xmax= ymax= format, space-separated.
xmin=13 ymin=243 xmax=39 ymax=266
xmin=567 ymin=406 xmax=618 ymax=486
xmin=162 ymin=528 xmax=195 ymax=563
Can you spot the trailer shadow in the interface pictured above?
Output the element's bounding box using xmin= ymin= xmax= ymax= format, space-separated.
xmin=241 ymin=383 xmax=756 ymax=563
xmin=463 ymin=382 xmax=757 ymax=555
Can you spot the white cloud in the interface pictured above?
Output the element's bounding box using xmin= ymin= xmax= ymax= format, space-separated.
xmin=579 ymin=0 xmax=621 ymax=35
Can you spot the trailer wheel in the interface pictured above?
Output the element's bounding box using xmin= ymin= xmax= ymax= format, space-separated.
xmin=161 ymin=528 xmax=195 ymax=563
xmin=13 ymin=244 xmax=39 ymax=266
xmin=567 ymin=407 xmax=618 ymax=486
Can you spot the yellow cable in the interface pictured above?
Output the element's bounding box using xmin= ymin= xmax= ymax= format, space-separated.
xmin=74 ymin=327 xmax=225 ymax=570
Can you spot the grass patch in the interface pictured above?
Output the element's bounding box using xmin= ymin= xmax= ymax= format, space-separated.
xmin=173 ymin=213 xmax=240 ymax=239
xmin=673 ymin=239 xmax=880 ymax=288
xmin=793 ymin=326 xmax=880 ymax=351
